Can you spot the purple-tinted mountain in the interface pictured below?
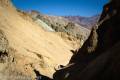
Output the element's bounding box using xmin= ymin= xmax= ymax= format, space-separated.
xmin=64 ymin=15 xmax=100 ymax=29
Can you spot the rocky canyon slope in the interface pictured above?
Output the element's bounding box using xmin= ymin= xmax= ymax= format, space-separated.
xmin=28 ymin=10 xmax=90 ymax=49
xmin=0 ymin=0 xmax=76 ymax=79
xmin=1 ymin=0 xmax=119 ymax=80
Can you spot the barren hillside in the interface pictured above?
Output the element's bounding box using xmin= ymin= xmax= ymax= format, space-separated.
xmin=0 ymin=0 xmax=74 ymax=79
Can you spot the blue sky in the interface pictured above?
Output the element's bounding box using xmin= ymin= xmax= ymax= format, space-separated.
xmin=12 ymin=0 xmax=108 ymax=17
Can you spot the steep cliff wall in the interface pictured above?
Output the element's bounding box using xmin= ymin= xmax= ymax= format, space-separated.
xmin=53 ymin=0 xmax=120 ymax=80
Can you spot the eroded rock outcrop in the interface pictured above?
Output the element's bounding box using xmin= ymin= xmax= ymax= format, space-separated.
xmin=0 ymin=29 xmax=9 ymax=63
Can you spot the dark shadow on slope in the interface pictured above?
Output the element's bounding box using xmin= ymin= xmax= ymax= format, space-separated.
xmin=53 ymin=0 xmax=120 ymax=80
xmin=34 ymin=69 xmax=52 ymax=80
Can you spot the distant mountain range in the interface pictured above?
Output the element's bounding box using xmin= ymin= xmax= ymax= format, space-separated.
xmin=64 ymin=15 xmax=100 ymax=29
xmin=30 ymin=10 xmax=100 ymax=29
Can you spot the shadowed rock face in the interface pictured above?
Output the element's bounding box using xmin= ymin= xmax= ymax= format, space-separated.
xmin=53 ymin=0 xmax=120 ymax=80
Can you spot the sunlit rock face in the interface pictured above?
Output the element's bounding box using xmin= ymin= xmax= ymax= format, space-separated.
xmin=0 ymin=0 xmax=74 ymax=79
xmin=0 ymin=0 xmax=11 ymax=7
xmin=0 ymin=30 xmax=8 ymax=53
